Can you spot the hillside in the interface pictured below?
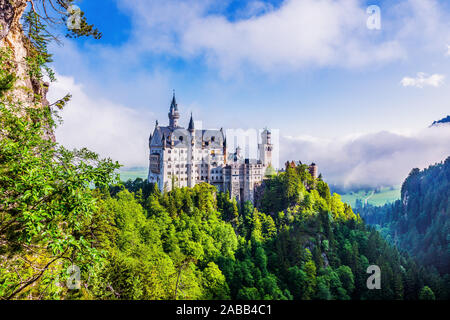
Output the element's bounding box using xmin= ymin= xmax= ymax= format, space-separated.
xmin=71 ymin=164 xmax=446 ymax=300
xmin=4 ymin=159 xmax=448 ymax=299
xmin=358 ymin=157 xmax=450 ymax=274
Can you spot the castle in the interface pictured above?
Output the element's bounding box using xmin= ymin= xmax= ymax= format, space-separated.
xmin=148 ymin=93 xmax=273 ymax=203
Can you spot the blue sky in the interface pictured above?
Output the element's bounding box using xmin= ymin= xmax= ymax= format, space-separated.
xmin=47 ymin=0 xmax=450 ymax=188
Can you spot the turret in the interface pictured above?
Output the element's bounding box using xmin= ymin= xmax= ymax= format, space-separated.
xmin=259 ymin=128 xmax=273 ymax=167
xmin=168 ymin=91 xmax=180 ymax=128
xmin=309 ymin=163 xmax=318 ymax=179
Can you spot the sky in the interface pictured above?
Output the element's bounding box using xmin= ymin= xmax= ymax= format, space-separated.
xmin=46 ymin=0 xmax=450 ymax=188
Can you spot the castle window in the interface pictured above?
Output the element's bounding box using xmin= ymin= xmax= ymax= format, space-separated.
xmin=179 ymin=136 xmax=184 ymax=142
xmin=211 ymin=137 xmax=215 ymax=142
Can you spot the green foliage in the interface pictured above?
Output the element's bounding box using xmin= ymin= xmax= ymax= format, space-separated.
xmin=83 ymin=164 xmax=447 ymax=300
xmin=419 ymin=286 xmax=435 ymax=300
xmin=0 ymin=102 xmax=119 ymax=299
xmin=19 ymin=1 xmax=102 ymax=88
xmin=23 ymin=10 xmax=55 ymax=82
xmin=0 ymin=48 xmax=16 ymax=98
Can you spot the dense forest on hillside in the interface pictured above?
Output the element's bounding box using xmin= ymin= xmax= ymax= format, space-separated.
xmin=357 ymin=158 xmax=450 ymax=275
xmin=76 ymin=166 xmax=449 ymax=300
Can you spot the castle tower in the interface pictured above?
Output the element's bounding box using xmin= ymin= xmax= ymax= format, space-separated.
xmin=259 ymin=128 xmax=273 ymax=167
xmin=168 ymin=91 xmax=180 ymax=128
xmin=309 ymin=163 xmax=318 ymax=179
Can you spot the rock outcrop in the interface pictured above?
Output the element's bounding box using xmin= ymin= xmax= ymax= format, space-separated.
xmin=1 ymin=0 xmax=54 ymax=141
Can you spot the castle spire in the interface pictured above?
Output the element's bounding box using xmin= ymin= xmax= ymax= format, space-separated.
xmin=188 ymin=112 xmax=194 ymax=132
xmin=168 ymin=90 xmax=180 ymax=128
xmin=170 ymin=90 xmax=178 ymax=112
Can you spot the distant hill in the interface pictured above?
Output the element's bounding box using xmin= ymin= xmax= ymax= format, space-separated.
xmin=431 ymin=115 xmax=450 ymax=127
xmin=357 ymin=157 xmax=450 ymax=274
xmin=118 ymin=167 xmax=147 ymax=182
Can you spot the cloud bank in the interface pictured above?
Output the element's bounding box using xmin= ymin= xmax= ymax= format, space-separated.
xmin=48 ymin=74 xmax=154 ymax=167
xmin=281 ymin=126 xmax=450 ymax=188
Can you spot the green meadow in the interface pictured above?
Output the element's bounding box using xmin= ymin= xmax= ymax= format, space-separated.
xmin=340 ymin=186 xmax=401 ymax=207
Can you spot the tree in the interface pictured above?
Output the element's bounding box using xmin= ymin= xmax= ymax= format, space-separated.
xmin=0 ymin=2 xmax=116 ymax=299
xmin=419 ymin=286 xmax=435 ymax=300
xmin=201 ymin=262 xmax=230 ymax=300
xmin=0 ymin=103 xmax=119 ymax=299
xmin=301 ymin=250 xmax=317 ymax=300
xmin=336 ymin=266 xmax=355 ymax=295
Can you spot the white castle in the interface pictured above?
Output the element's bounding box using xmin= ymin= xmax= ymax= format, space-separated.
xmin=148 ymin=93 xmax=273 ymax=203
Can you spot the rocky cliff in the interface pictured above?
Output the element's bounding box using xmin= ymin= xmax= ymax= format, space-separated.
xmin=0 ymin=0 xmax=53 ymax=140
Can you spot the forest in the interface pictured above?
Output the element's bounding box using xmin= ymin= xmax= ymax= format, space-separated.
xmin=356 ymin=158 xmax=450 ymax=275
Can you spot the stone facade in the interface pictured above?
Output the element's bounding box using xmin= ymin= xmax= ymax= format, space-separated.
xmin=148 ymin=94 xmax=273 ymax=203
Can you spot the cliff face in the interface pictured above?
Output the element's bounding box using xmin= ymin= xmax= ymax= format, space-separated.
xmin=0 ymin=0 xmax=15 ymax=40
xmin=0 ymin=0 xmax=53 ymax=140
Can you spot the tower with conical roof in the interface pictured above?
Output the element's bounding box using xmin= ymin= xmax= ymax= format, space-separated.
xmin=168 ymin=90 xmax=180 ymax=128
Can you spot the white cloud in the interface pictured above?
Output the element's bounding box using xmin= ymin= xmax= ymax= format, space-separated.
xmin=280 ymin=125 xmax=450 ymax=188
xmin=117 ymin=0 xmax=450 ymax=75
xmin=48 ymin=74 xmax=154 ymax=167
xmin=401 ymin=72 xmax=445 ymax=88
xmin=446 ymin=44 xmax=450 ymax=56
xmin=118 ymin=0 xmax=406 ymax=74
